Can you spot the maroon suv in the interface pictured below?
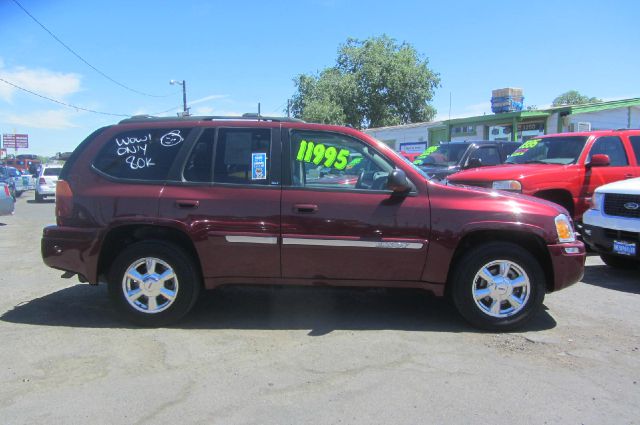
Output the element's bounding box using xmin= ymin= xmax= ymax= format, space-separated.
xmin=42 ymin=115 xmax=586 ymax=330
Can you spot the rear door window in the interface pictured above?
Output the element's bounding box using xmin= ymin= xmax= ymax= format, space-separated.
xmin=213 ymin=128 xmax=272 ymax=185
xmin=93 ymin=128 xmax=191 ymax=180
xmin=629 ymin=136 xmax=640 ymax=163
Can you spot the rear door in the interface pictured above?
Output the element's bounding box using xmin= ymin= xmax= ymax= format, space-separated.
xmin=158 ymin=125 xmax=282 ymax=279
xmin=280 ymin=128 xmax=429 ymax=282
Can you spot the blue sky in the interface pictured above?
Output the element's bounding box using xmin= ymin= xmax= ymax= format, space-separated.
xmin=1 ymin=0 xmax=639 ymax=155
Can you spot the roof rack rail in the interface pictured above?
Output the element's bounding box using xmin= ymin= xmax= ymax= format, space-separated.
xmin=119 ymin=113 xmax=305 ymax=124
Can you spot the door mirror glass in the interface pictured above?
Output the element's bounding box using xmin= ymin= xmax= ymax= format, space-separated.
xmin=588 ymin=153 xmax=610 ymax=167
xmin=387 ymin=169 xmax=411 ymax=193
xmin=466 ymin=158 xmax=482 ymax=169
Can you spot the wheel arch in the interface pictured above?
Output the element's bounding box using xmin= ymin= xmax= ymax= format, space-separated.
xmin=533 ymin=189 xmax=575 ymax=217
xmin=445 ymin=230 xmax=554 ymax=296
xmin=97 ymin=224 xmax=203 ymax=284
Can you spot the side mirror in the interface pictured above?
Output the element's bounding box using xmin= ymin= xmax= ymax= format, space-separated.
xmin=387 ymin=169 xmax=411 ymax=193
xmin=466 ymin=157 xmax=482 ymax=169
xmin=588 ymin=154 xmax=610 ymax=168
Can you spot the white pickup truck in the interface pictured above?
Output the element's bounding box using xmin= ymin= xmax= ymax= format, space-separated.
xmin=583 ymin=177 xmax=640 ymax=269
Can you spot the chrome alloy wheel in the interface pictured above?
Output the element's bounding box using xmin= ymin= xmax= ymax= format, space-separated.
xmin=472 ymin=260 xmax=531 ymax=318
xmin=122 ymin=257 xmax=179 ymax=314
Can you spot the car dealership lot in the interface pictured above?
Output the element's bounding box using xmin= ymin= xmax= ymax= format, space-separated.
xmin=0 ymin=196 xmax=638 ymax=424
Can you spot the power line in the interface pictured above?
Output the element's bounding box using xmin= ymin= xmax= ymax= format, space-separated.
xmin=10 ymin=0 xmax=174 ymax=98
xmin=0 ymin=77 xmax=130 ymax=117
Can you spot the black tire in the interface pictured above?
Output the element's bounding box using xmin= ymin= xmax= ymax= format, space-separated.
xmin=600 ymin=254 xmax=639 ymax=270
xmin=451 ymin=242 xmax=546 ymax=331
xmin=108 ymin=240 xmax=201 ymax=326
xmin=34 ymin=192 xmax=43 ymax=202
xmin=15 ymin=190 xmax=23 ymax=198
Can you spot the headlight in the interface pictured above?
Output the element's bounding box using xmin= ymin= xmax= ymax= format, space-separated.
xmin=492 ymin=180 xmax=522 ymax=192
xmin=590 ymin=192 xmax=604 ymax=210
xmin=555 ymin=214 xmax=576 ymax=243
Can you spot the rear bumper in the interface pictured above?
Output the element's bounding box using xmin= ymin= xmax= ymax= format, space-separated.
xmin=547 ymin=242 xmax=586 ymax=291
xmin=41 ymin=225 xmax=101 ymax=283
xmin=36 ymin=185 xmax=56 ymax=196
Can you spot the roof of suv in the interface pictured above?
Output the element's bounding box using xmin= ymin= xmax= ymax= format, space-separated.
xmin=541 ymin=129 xmax=640 ymax=138
xmin=118 ymin=114 xmax=305 ymax=125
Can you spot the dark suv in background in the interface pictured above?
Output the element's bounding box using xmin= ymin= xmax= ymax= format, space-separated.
xmin=42 ymin=115 xmax=585 ymax=330
xmin=413 ymin=140 xmax=520 ymax=180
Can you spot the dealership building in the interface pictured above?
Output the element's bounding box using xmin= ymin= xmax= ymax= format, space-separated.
xmin=364 ymin=97 xmax=640 ymax=153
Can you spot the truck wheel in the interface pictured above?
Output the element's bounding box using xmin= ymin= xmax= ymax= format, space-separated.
xmin=35 ymin=192 xmax=43 ymax=202
xmin=451 ymin=242 xmax=545 ymax=331
xmin=108 ymin=241 xmax=201 ymax=326
xmin=15 ymin=190 xmax=23 ymax=198
xmin=600 ymin=254 xmax=638 ymax=270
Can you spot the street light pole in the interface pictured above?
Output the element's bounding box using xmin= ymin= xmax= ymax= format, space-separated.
xmin=170 ymin=79 xmax=189 ymax=116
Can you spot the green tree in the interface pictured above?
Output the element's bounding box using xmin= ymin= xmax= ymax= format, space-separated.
xmin=291 ymin=35 xmax=440 ymax=129
xmin=552 ymin=90 xmax=601 ymax=106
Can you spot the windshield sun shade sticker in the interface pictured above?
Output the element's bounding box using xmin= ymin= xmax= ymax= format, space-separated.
xmin=296 ymin=140 xmax=350 ymax=170
xmin=511 ymin=138 xmax=540 ymax=157
xmin=414 ymin=145 xmax=439 ymax=164
xmin=251 ymin=152 xmax=267 ymax=180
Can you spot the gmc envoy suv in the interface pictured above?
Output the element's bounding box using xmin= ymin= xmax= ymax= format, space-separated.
xmin=42 ymin=115 xmax=585 ymax=330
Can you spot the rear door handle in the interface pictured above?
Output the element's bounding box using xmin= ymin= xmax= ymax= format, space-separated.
xmin=176 ymin=199 xmax=199 ymax=209
xmin=294 ymin=203 xmax=318 ymax=213
xmin=624 ymin=174 xmax=635 ymax=179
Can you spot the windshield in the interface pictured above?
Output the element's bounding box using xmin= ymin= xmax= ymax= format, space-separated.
xmin=44 ymin=167 xmax=62 ymax=176
xmin=399 ymin=155 xmax=430 ymax=179
xmin=413 ymin=144 xmax=468 ymax=167
xmin=506 ymin=136 xmax=588 ymax=165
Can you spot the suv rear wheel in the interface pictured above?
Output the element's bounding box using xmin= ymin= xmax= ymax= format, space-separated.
xmin=108 ymin=241 xmax=201 ymax=326
xmin=451 ymin=242 xmax=545 ymax=331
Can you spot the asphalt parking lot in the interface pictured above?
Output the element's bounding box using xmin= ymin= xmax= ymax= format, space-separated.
xmin=0 ymin=194 xmax=639 ymax=424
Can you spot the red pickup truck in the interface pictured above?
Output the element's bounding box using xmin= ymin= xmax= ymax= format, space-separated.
xmin=447 ymin=130 xmax=640 ymax=224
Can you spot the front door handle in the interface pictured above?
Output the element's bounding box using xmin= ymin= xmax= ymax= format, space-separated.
xmin=176 ymin=199 xmax=199 ymax=209
xmin=624 ymin=174 xmax=635 ymax=179
xmin=294 ymin=203 xmax=318 ymax=213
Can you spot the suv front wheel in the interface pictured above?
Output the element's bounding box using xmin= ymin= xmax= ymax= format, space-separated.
xmin=108 ymin=241 xmax=201 ymax=326
xmin=451 ymin=242 xmax=545 ymax=331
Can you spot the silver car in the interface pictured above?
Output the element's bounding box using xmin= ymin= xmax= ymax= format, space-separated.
xmin=0 ymin=182 xmax=15 ymax=216
xmin=35 ymin=165 xmax=63 ymax=202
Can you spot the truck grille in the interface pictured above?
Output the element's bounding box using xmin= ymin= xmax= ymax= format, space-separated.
xmin=604 ymin=193 xmax=640 ymax=218
xmin=604 ymin=228 xmax=640 ymax=241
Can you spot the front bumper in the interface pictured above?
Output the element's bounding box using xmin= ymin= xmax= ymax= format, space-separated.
xmin=41 ymin=225 xmax=101 ymax=283
xmin=547 ymin=242 xmax=586 ymax=291
xmin=582 ymin=223 xmax=640 ymax=260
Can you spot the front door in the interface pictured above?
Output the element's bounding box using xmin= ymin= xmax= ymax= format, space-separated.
xmin=280 ymin=129 xmax=429 ymax=282
xmin=583 ymin=135 xmax=636 ymax=198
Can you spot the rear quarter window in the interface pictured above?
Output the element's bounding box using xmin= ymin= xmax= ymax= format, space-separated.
xmin=93 ymin=128 xmax=191 ymax=180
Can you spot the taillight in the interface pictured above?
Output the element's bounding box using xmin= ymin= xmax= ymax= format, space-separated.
xmin=39 ymin=177 xmax=46 ymax=185
xmin=3 ymin=184 xmax=9 ymax=197
xmin=55 ymin=180 xmax=73 ymax=225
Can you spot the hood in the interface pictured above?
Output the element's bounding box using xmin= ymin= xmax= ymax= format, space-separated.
xmin=420 ymin=165 xmax=460 ymax=179
xmin=595 ymin=177 xmax=640 ymax=195
xmin=448 ymin=163 xmax=571 ymax=182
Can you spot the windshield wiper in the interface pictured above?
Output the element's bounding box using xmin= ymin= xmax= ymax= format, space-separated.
xmin=522 ymin=160 xmax=549 ymax=164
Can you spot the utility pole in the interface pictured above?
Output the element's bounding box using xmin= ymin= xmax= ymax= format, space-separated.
xmin=287 ymin=99 xmax=291 ymax=118
xmin=170 ymin=79 xmax=189 ymax=116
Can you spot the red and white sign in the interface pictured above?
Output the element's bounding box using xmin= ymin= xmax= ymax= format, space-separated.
xmin=2 ymin=134 xmax=29 ymax=149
